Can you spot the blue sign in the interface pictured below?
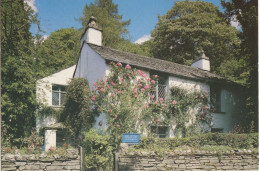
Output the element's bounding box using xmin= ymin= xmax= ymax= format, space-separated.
xmin=122 ymin=132 xmax=140 ymax=145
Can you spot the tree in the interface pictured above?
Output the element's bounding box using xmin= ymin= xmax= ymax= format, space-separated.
xmin=1 ymin=0 xmax=38 ymax=139
xmin=115 ymin=40 xmax=153 ymax=57
xmin=221 ymin=0 xmax=258 ymax=131
xmin=151 ymin=0 xmax=240 ymax=73
xmin=34 ymin=28 xmax=80 ymax=79
xmin=80 ymin=0 xmax=130 ymax=48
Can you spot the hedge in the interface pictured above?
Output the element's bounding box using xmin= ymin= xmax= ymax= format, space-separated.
xmin=135 ymin=133 xmax=258 ymax=150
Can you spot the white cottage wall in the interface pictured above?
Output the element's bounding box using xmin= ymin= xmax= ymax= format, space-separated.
xmin=74 ymin=43 xmax=109 ymax=90
xmin=36 ymin=65 xmax=76 ymax=131
xmin=168 ymin=76 xmax=239 ymax=133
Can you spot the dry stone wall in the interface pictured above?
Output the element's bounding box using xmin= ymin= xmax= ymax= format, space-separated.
xmin=1 ymin=148 xmax=82 ymax=171
xmin=116 ymin=150 xmax=258 ymax=171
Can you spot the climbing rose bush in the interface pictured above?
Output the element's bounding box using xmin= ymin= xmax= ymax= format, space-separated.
xmin=91 ymin=62 xmax=212 ymax=144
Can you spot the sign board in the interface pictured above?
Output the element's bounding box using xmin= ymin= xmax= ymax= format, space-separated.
xmin=122 ymin=132 xmax=140 ymax=145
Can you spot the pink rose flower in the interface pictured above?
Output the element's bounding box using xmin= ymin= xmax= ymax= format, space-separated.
xmin=151 ymin=80 xmax=155 ymax=84
xmin=172 ymin=100 xmax=177 ymax=105
xmin=111 ymin=82 xmax=116 ymax=86
xmin=99 ymin=88 xmax=104 ymax=92
xmin=115 ymin=115 xmax=117 ymax=119
xmin=154 ymin=101 xmax=158 ymax=104
xmin=138 ymin=84 xmax=142 ymax=88
xmin=147 ymin=78 xmax=151 ymax=81
xmin=159 ymin=98 xmax=163 ymax=101
xmin=205 ymin=106 xmax=209 ymax=109
xmin=117 ymin=62 xmax=122 ymax=67
xmin=144 ymin=85 xmax=150 ymax=89
xmin=125 ymin=64 xmax=131 ymax=69
xmin=107 ymin=85 xmax=110 ymax=89
xmin=116 ymin=124 xmax=120 ymax=127
xmin=153 ymin=75 xmax=159 ymax=78
xmin=141 ymin=88 xmax=145 ymax=92
xmin=137 ymin=70 xmax=144 ymax=76
xmin=91 ymin=95 xmax=97 ymax=101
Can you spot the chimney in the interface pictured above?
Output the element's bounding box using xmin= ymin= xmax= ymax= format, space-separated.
xmin=191 ymin=48 xmax=210 ymax=71
xmin=81 ymin=16 xmax=102 ymax=46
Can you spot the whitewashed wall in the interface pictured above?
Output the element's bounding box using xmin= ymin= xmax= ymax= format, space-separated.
xmin=168 ymin=76 xmax=242 ymax=133
xmin=36 ymin=65 xmax=76 ymax=131
xmin=74 ymin=43 xmax=109 ymax=90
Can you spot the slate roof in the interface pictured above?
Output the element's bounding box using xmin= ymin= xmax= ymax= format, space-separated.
xmin=87 ymin=42 xmax=228 ymax=83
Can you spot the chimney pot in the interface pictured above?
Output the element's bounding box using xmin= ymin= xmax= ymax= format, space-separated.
xmin=191 ymin=48 xmax=210 ymax=71
xmin=81 ymin=16 xmax=102 ymax=46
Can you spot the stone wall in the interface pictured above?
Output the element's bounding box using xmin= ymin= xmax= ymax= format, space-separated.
xmin=1 ymin=148 xmax=82 ymax=171
xmin=115 ymin=150 xmax=258 ymax=171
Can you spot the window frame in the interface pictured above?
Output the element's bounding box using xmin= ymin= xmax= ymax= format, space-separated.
xmin=52 ymin=84 xmax=66 ymax=107
xmin=150 ymin=73 xmax=168 ymax=101
xmin=210 ymin=85 xmax=222 ymax=113
xmin=150 ymin=125 xmax=168 ymax=138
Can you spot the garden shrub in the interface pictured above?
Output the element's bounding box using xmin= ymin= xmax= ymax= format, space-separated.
xmin=135 ymin=133 xmax=258 ymax=151
xmin=83 ymin=129 xmax=113 ymax=171
xmin=60 ymin=78 xmax=93 ymax=137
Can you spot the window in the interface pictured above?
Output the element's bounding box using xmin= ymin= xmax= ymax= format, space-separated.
xmin=211 ymin=128 xmax=223 ymax=133
xmin=150 ymin=126 xmax=168 ymax=138
xmin=52 ymin=85 xmax=66 ymax=106
xmin=151 ymin=75 xmax=168 ymax=101
xmin=210 ymin=85 xmax=221 ymax=112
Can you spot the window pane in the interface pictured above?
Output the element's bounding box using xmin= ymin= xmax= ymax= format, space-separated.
xmin=60 ymin=86 xmax=66 ymax=92
xmin=52 ymin=92 xmax=59 ymax=106
xmin=210 ymin=86 xmax=221 ymax=112
xmin=158 ymin=85 xmax=166 ymax=99
xmin=52 ymin=85 xmax=59 ymax=91
xmin=60 ymin=93 xmax=66 ymax=105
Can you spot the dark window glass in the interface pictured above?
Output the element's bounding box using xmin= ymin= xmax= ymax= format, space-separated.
xmin=211 ymin=128 xmax=223 ymax=133
xmin=150 ymin=126 xmax=168 ymax=138
xmin=210 ymin=86 xmax=221 ymax=112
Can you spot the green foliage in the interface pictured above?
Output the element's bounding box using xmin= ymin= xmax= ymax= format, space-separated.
xmin=24 ymin=128 xmax=43 ymax=152
xmin=151 ymin=0 xmax=240 ymax=72
xmin=1 ymin=0 xmax=39 ymax=139
xmin=83 ymin=129 xmax=113 ymax=170
xmin=60 ymin=78 xmax=93 ymax=137
xmin=116 ymin=40 xmax=153 ymax=57
xmin=37 ymin=105 xmax=61 ymax=122
xmin=34 ymin=28 xmax=80 ymax=78
xmin=221 ymin=0 xmax=258 ymax=132
xmin=134 ymin=133 xmax=258 ymax=152
xmin=80 ymin=0 xmax=130 ymax=48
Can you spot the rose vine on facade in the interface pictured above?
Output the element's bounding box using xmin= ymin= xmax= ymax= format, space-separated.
xmin=90 ymin=62 xmax=212 ymax=143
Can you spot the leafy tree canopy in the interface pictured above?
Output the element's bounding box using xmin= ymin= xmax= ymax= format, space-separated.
xmin=151 ymin=0 xmax=240 ymax=73
xmin=1 ymin=0 xmax=38 ymax=139
xmin=34 ymin=28 xmax=80 ymax=78
xmin=221 ymin=0 xmax=258 ymax=131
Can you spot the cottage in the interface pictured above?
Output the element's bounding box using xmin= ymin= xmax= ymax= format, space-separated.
xmin=37 ymin=16 xmax=244 ymax=142
xmin=73 ymin=16 xmax=244 ymax=136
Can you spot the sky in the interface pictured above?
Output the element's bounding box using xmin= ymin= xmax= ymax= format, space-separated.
xmin=27 ymin=0 xmax=236 ymax=44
